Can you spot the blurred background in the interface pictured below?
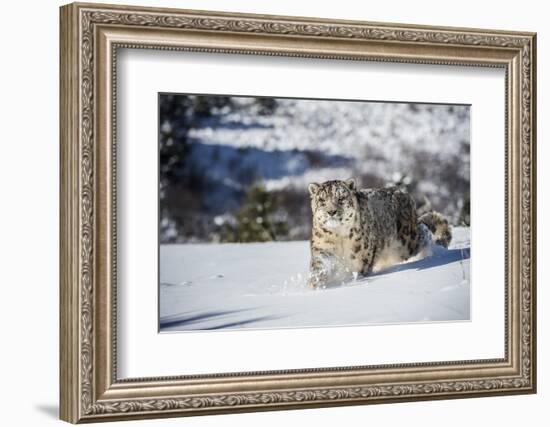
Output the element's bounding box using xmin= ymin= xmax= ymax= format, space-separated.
xmin=159 ymin=94 xmax=470 ymax=244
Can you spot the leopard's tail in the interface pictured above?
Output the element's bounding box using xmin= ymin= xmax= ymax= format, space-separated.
xmin=418 ymin=211 xmax=452 ymax=248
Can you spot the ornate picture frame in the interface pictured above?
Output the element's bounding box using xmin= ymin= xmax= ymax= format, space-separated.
xmin=60 ymin=2 xmax=536 ymax=423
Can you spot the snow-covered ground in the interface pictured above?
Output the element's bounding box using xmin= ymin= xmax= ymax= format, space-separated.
xmin=160 ymin=227 xmax=470 ymax=332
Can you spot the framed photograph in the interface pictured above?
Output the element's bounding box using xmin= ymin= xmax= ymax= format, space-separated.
xmin=158 ymin=93 xmax=471 ymax=331
xmin=60 ymin=2 xmax=537 ymax=423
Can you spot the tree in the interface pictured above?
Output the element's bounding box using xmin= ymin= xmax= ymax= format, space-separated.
xmin=222 ymin=184 xmax=288 ymax=243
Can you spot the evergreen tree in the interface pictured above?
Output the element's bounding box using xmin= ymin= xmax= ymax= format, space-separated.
xmin=223 ymin=184 xmax=288 ymax=243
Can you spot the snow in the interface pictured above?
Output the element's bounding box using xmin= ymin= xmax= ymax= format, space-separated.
xmin=159 ymin=227 xmax=471 ymax=332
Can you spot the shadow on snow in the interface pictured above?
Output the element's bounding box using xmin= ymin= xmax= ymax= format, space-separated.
xmin=160 ymin=308 xmax=283 ymax=330
xmin=320 ymin=246 xmax=470 ymax=290
xmin=184 ymin=142 xmax=354 ymax=213
xmin=372 ymin=247 xmax=471 ymax=277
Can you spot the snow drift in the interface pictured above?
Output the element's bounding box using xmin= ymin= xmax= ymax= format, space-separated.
xmin=160 ymin=227 xmax=470 ymax=332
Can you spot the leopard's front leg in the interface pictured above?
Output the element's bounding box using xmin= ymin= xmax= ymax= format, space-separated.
xmin=308 ymin=249 xmax=331 ymax=289
xmin=360 ymin=246 xmax=377 ymax=277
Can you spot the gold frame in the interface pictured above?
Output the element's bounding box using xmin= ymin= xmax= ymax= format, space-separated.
xmin=60 ymin=2 xmax=537 ymax=423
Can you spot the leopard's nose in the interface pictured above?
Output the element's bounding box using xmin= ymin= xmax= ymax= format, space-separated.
xmin=327 ymin=209 xmax=337 ymax=217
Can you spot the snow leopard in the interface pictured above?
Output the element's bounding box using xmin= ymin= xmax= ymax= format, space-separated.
xmin=307 ymin=179 xmax=452 ymax=289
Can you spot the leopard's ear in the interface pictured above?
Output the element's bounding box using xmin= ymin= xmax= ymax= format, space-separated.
xmin=345 ymin=178 xmax=356 ymax=191
xmin=308 ymin=182 xmax=320 ymax=196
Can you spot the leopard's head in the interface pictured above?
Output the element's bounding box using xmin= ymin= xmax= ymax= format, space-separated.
xmin=308 ymin=179 xmax=358 ymax=232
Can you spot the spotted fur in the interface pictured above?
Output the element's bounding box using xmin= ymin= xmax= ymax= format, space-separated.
xmin=307 ymin=179 xmax=452 ymax=289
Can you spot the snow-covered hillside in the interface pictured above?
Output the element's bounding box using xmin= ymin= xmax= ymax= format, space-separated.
xmin=160 ymin=227 xmax=470 ymax=332
xmin=160 ymin=95 xmax=470 ymax=243
xmin=186 ymin=99 xmax=470 ymax=217
xmin=188 ymin=99 xmax=470 ymax=187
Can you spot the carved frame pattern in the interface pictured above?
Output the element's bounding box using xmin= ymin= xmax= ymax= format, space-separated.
xmin=60 ymin=2 xmax=536 ymax=423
